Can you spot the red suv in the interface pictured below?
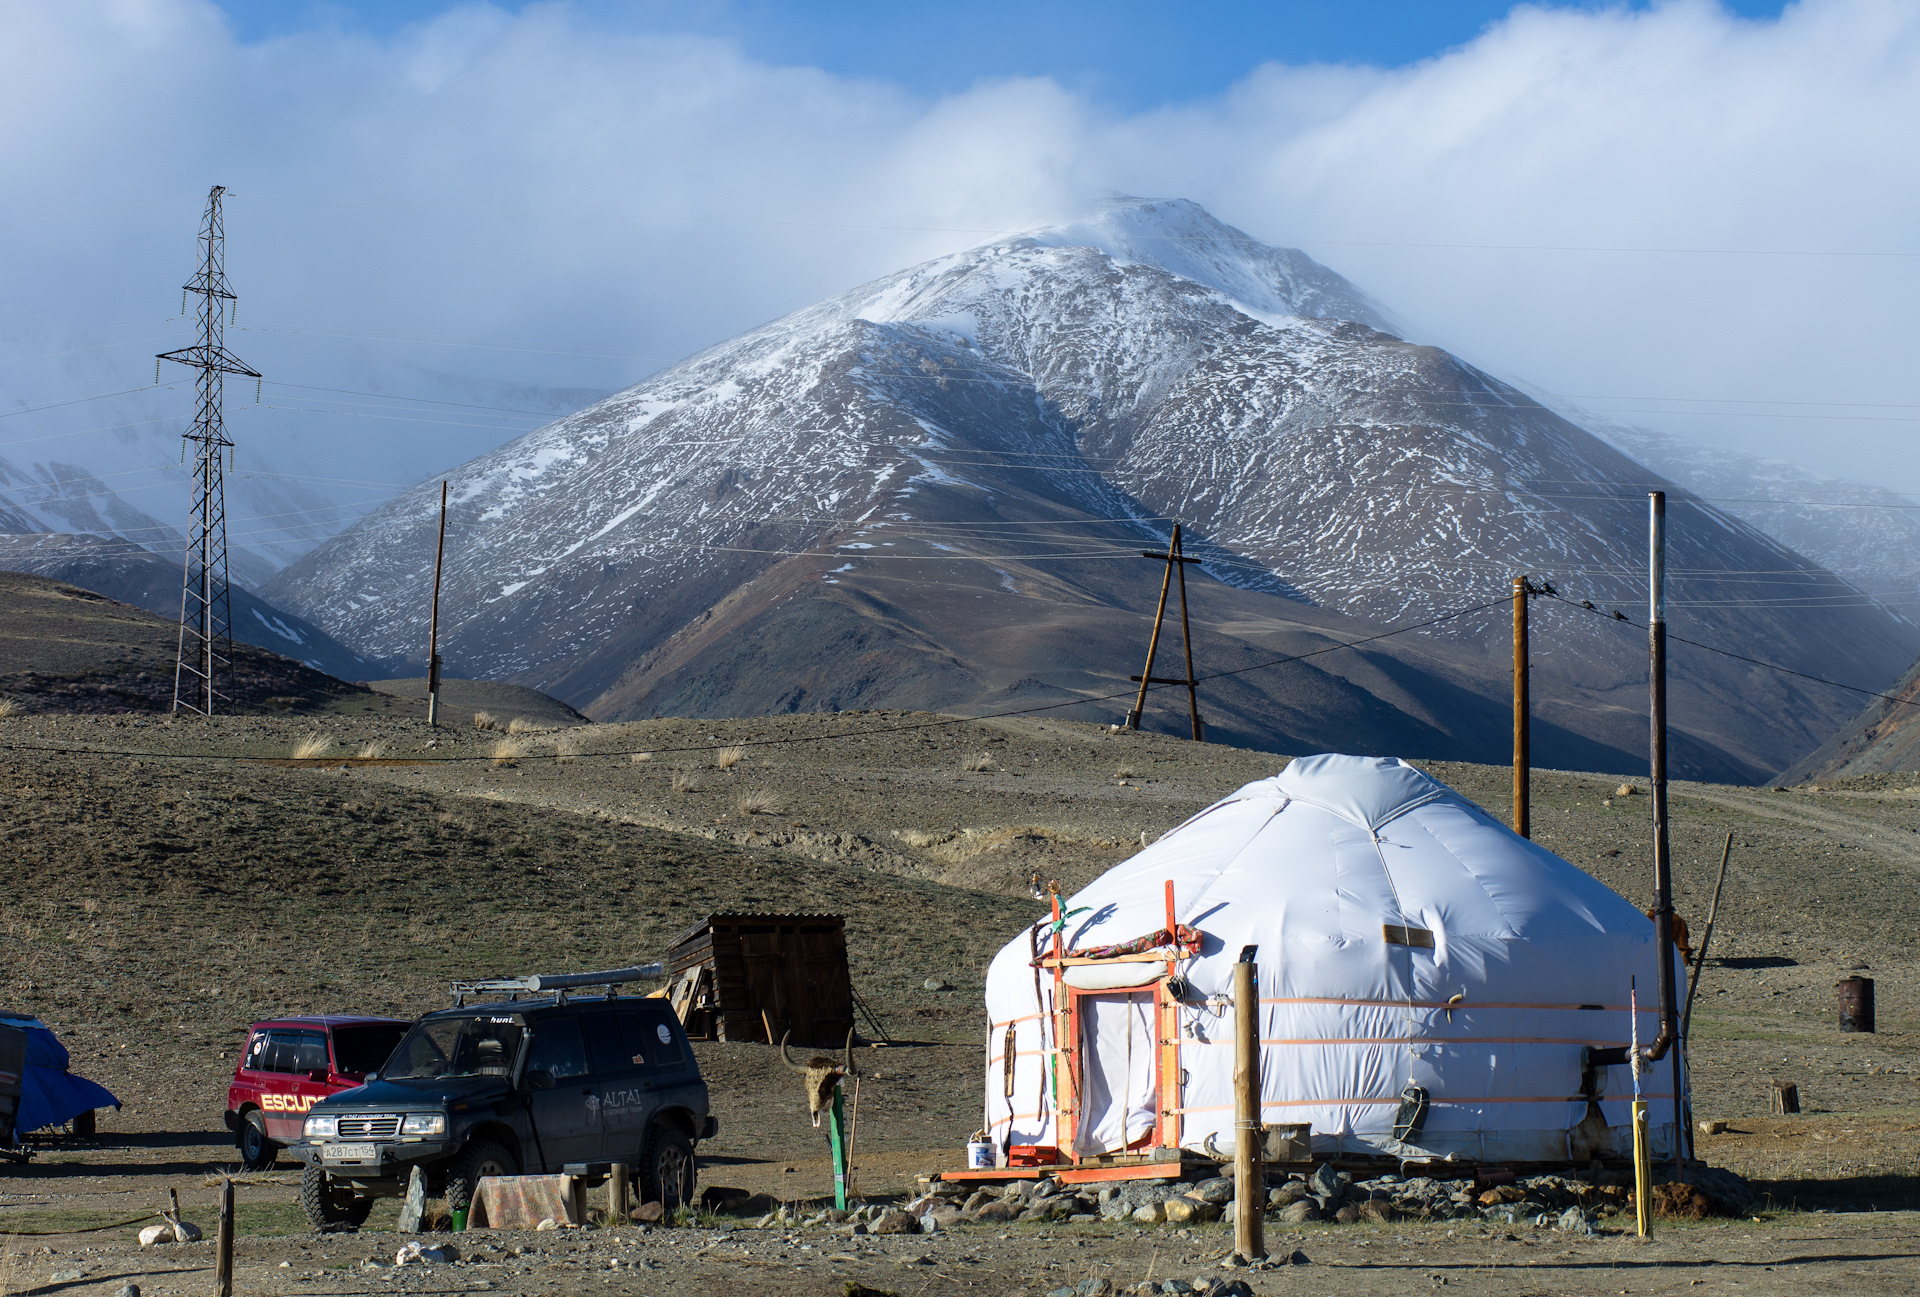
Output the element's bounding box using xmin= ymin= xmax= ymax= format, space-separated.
xmin=226 ymin=1017 xmax=409 ymax=1170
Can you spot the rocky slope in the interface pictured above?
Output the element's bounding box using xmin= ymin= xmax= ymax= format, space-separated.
xmin=267 ymin=198 xmax=1918 ymax=783
xmin=0 ymin=532 xmax=393 ymax=680
xmin=1777 ymin=653 xmax=1920 ymax=783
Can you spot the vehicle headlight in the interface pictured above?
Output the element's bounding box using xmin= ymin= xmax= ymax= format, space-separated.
xmin=400 ymin=1113 xmax=446 ymax=1136
xmin=304 ymin=1115 xmax=337 ymax=1139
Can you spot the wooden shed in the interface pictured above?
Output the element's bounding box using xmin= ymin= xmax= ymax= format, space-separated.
xmin=664 ymin=913 xmax=856 ymax=1048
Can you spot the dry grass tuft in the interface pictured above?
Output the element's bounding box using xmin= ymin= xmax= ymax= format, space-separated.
xmin=490 ymin=736 xmax=532 ymax=768
xmin=629 ymin=752 xmax=653 ymax=764
xmin=0 ymin=698 xmax=18 ymax=720
xmin=292 ymin=734 xmax=335 ymax=761
xmin=555 ymin=733 xmax=581 ymax=765
xmin=736 ymin=790 xmax=783 ymax=816
xmin=356 ymin=739 xmax=391 ymax=760
xmin=671 ymin=767 xmax=702 ymax=795
xmin=713 ymin=745 xmax=745 ymax=770
xmin=506 ymin=716 xmax=541 ymax=735
xmin=1115 ymin=764 xmax=1136 ymax=780
xmin=472 ymin=710 xmax=499 ymax=731
xmin=962 ymin=753 xmax=994 ymax=773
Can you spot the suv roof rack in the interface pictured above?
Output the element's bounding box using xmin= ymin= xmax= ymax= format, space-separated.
xmin=450 ymin=964 xmax=664 ymax=1007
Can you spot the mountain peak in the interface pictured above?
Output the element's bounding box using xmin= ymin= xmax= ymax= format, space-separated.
xmin=1009 ymin=196 xmax=1395 ymax=331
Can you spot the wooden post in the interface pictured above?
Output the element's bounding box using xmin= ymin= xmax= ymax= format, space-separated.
xmin=214 ymin=1176 xmax=234 ymax=1297
xmin=426 ymin=480 xmax=448 ymax=726
xmin=1512 ymin=576 xmax=1529 ymax=838
xmin=608 ymin=1161 xmax=629 ymax=1223
xmin=1127 ymin=524 xmax=1179 ymax=730
xmin=1128 ymin=524 xmax=1206 ymax=739
xmin=1232 ymin=949 xmax=1264 ymax=1261
xmin=843 ymin=1074 xmax=863 ymax=1200
xmin=1770 ymin=1081 xmax=1799 ymax=1114
xmin=1173 ymin=530 xmax=1203 ymax=742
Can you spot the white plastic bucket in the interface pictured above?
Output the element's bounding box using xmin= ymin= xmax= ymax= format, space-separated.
xmin=966 ymin=1140 xmax=994 ymax=1169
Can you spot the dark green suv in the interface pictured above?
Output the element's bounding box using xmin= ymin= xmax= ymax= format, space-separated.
xmin=292 ymin=975 xmax=714 ymax=1230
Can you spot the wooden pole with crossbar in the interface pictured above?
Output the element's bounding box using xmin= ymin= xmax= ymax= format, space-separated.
xmin=1127 ymin=523 xmax=1204 ymax=740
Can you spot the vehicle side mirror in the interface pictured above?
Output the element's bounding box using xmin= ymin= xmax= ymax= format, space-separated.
xmin=524 ymin=1069 xmax=555 ymax=1091
xmin=309 ymin=1070 xmax=329 ymax=1083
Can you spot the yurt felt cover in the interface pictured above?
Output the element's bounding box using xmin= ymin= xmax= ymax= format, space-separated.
xmin=983 ymin=755 xmax=1684 ymax=1164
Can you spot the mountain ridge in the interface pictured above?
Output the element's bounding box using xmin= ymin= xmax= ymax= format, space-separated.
xmin=267 ymin=198 xmax=1917 ymax=783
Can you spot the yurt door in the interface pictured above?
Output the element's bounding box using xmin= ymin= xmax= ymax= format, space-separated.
xmin=1074 ymin=992 xmax=1158 ymax=1155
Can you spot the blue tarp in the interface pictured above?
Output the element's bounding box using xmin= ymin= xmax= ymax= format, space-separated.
xmin=0 ymin=1014 xmax=118 ymax=1137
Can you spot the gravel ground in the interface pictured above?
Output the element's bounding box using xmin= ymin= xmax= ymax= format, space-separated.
xmin=6 ymin=708 xmax=1920 ymax=1291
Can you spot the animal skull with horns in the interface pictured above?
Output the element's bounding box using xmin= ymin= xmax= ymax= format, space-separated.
xmin=781 ymin=1030 xmax=860 ymax=1126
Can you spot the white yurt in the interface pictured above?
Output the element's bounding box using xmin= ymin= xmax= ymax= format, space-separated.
xmin=983 ymin=754 xmax=1684 ymax=1166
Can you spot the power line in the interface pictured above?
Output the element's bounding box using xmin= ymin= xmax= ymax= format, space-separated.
xmin=0 ymin=593 xmax=1511 ymax=765
xmin=1542 ymin=591 xmax=1920 ymax=712
xmin=0 ymin=383 xmax=165 ymax=420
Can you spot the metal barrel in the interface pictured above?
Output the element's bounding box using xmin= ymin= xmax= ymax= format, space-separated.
xmin=1836 ymin=976 xmax=1875 ymax=1033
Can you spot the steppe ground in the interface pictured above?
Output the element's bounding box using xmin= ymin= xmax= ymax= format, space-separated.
xmin=6 ymin=706 xmax=1920 ymax=1294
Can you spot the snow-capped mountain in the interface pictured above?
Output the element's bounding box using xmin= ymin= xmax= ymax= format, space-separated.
xmin=269 ymin=198 xmax=1919 ymax=782
xmin=1574 ymin=416 xmax=1920 ymax=617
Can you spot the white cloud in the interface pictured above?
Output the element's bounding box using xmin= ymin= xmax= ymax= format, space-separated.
xmin=2 ymin=0 xmax=1916 ymax=555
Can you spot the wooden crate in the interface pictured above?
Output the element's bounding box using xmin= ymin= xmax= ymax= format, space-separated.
xmin=665 ymin=913 xmax=855 ymax=1048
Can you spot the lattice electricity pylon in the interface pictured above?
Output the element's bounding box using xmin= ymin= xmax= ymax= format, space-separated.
xmin=157 ymin=185 xmax=259 ymax=715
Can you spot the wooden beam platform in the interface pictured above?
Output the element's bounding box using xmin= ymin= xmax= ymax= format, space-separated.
xmin=934 ymin=1162 xmax=1186 ymax=1188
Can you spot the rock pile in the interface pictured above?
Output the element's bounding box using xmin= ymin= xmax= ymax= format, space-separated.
xmin=730 ymin=1162 xmax=1755 ymax=1237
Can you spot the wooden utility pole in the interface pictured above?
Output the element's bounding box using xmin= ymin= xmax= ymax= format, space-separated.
xmin=1231 ymin=947 xmax=1265 ymax=1261
xmin=426 ymin=481 xmax=448 ymax=726
xmin=1127 ymin=523 xmax=1205 ymax=741
xmin=1512 ymin=576 xmax=1530 ymax=838
xmin=1645 ymin=491 xmax=1684 ymax=1180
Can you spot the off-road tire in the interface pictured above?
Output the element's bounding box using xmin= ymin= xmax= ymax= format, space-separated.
xmin=444 ymin=1138 xmax=518 ymax=1212
xmin=70 ymin=1109 xmax=95 ymax=1138
xmin=299 ymin=1164 xmax=372 ymax=1231
xmin=638 ymin=1123 xmax=696 ymax=1211
xmin=237 ymin=1110 xmax=277 ymax=1171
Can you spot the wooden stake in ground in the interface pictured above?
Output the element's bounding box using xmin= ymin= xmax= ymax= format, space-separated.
xmin=1512 ymin=575 xmax=1530 ymax=838
xmin=214 ymin=1176 xmax=234 ymax=1297
xmin=843 ymin=1073 xmax=863 ymax=1200
xmin=608 ymin=1161 xmax=629 ymax=1223
xmin=1232 ymin=948 xmax=1265 ymax=1261
xmin=1127 ymin=523 xmax=1205 ymax=741
xmin=426 ymin=480 xmax=448 ymax=727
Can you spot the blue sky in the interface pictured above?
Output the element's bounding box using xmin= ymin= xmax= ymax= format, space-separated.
xmin=214 ymin=0 xmax=1793 ymax=108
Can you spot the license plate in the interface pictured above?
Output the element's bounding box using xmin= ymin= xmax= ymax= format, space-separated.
xmin=323 ymin=1143 xmax=377 ymax=1161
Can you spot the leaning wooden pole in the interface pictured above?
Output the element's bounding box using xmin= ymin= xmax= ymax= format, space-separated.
xmin=1127 ymin=523 xmax=1180 ymax=730
xmin=1512 ymin=575 xmax=1530 ymax=838
xmin=1174 ymin=529 xmax=1204 ymax=742
xmin=426 ymin=480 xmax=449 ymax=726
xmin=1232 ymin=948 xmax=1265 ymax=1261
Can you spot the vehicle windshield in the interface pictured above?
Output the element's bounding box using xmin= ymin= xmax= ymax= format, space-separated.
xmin=382 ymin=1016 xmax=524 ymax=1081
xmin=333 ymin=1023 xmax=409 ymax=1076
